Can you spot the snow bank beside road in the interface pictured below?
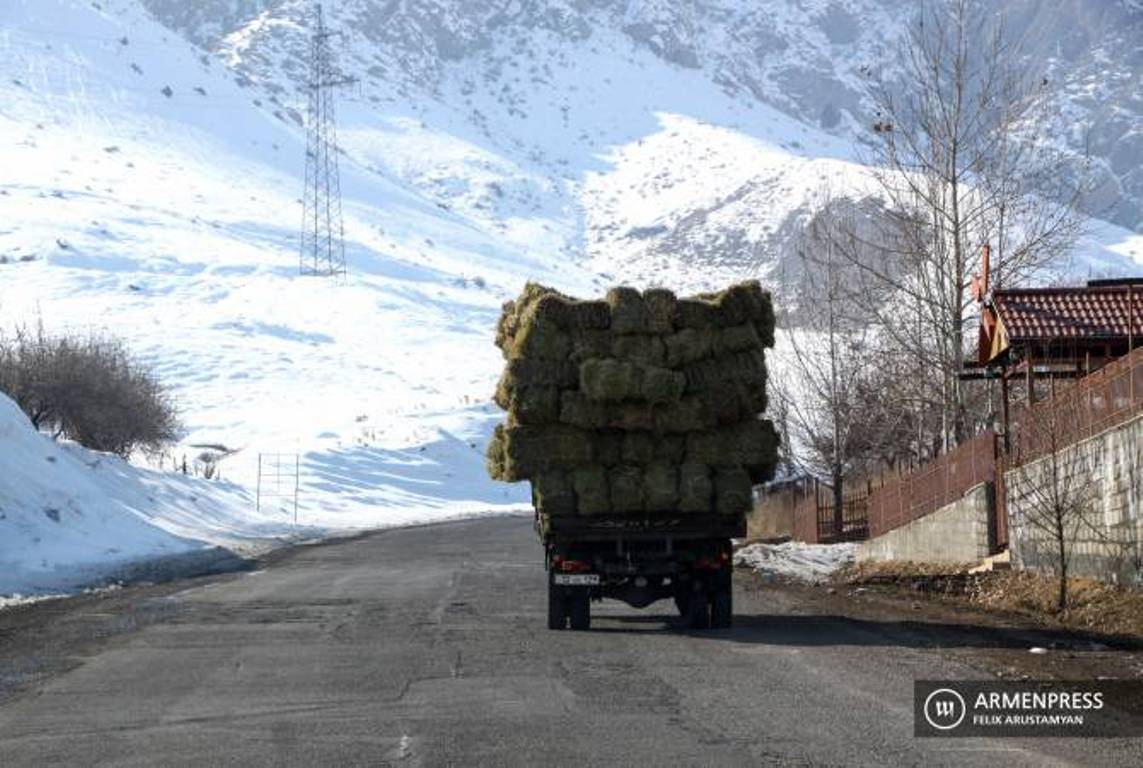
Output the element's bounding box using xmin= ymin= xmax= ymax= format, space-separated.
xmin=0 ymin=394 xmax=298 ymax=596
xmin=735 ymin=541 xmax=857 ymax=583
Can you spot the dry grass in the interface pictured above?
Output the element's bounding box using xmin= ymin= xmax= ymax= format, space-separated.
xmin=840 ymin=561 xmax=1143 ymax=640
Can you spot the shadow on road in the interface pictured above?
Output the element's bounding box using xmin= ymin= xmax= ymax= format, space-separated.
xmin=589 ymin=612 xmax=1139 ymax=651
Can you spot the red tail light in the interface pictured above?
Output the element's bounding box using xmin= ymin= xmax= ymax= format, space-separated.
xmin=559 ymin=559 xmax=591 ymax=573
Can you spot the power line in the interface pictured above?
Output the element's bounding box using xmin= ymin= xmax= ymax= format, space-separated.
xmin=298 ymin=3 xmax=353 ymax=280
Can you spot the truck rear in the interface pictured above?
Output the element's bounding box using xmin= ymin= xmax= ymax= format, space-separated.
xmin=487 ymin=282 xmax=778 ymax=630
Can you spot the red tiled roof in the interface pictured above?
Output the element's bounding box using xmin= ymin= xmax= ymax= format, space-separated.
xmin=993 ymin=284 xmax=1143 ymax=342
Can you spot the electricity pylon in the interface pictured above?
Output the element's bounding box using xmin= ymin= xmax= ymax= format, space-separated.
xmin=299 ymin=3 xmax=353 ymax=278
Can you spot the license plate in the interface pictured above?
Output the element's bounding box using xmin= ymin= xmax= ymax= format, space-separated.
xmin=553 ymin=573 xmax=600 ymax=586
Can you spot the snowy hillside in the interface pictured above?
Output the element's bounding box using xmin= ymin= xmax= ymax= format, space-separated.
xmin=0 ymin=0 xmax=583 ymax=582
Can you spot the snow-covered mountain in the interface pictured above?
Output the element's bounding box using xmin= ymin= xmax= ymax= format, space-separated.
xmin=1 ymin=0 xmax=1141 ymax=591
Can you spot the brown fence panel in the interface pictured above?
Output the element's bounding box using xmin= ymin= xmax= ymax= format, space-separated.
xmin=865 ymin=429 xmax=997 ymax=539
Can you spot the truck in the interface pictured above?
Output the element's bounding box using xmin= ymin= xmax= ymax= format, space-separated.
xmin=541 ymin=513 xmax=742 ymax=630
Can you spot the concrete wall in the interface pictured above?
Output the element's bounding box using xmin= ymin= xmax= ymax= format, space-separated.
xmin=856 ymin=482 xmax=993 ymax=564
xmin=1006 ymin=415 xmax=1143 ymax=586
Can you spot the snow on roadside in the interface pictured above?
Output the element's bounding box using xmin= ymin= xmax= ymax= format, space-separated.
xmin=734 ymin=541 xmax=857 ymax=584
xmin=0 ymin=392 xmax=301 ymax=596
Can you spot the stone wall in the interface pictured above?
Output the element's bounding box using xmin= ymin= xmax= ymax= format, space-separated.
xmin=1006 ymin=415 xmax=1143 ymax=586
xmin=856 ymin=483 xmax=993 ymax=565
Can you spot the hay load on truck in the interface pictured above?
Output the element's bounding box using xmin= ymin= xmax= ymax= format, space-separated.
xmin=487 ymin=281 xmax=779 ymax=630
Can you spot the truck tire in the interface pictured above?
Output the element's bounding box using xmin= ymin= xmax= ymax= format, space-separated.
xmin=685 ymin=590 xmax=710 ymax=630
xmin=548 ymin=583 xmax=567 ymax=630
xmin=568 ymin=590 xmax=591 ymax=631
xmin=710 ymin=583 xmax=732 ymax=629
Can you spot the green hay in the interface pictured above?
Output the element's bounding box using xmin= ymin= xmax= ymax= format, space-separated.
xmin=682 ymin=348 xmax=766 ymax=394
xmin=674 ymin=298 xmax=718 ymax=330
xmin=652 ymin=434 xmax=686 ymax=463
xmin=494 ymin=380 xmax=560 ymax=425
xmin=664 ymin=328 xmax=714 ymax=368
xmin=593 ymin=431 xmax=624 ymax=466
xmin=606 ymin=287 xmax=648 ymax=334
xmin=580 ymin=358 xmax=641 ymax=402
xmin=621 ymin=432 xmax=656 ymax=465
xmin=609 ymin=465 xmax=644 ymax=513
xmin=713 ymin=323 xmax=762 ymax=356
xmin=654 ymin=396 xmax=714 ymax=434
xmin=500 ymin=424 xmax=594 ymax=478
xmin=573 ymin=465 xmax=610 ymax=516
xmin=643 ymin=461 xmax=679 ymax=510
xmin=678 ymin=463 xmax=713 ymax=514
xmin=685 ymin=420 xmax=779 ymax=472
xmin=714 ymin=467 xmax=753 ymax=515
xmin=510 ymin=314 xmax=571 ymax=361
xmin=612 ymin=335 xmax=666 ymax=365
xmin=571 ymin=329 xmax=612 ymax=362
xmin=640 ymin=366 xmax=686 ymax=405
xmin=533 ymin=470 xmax=576 ymax=517
xmin=560 ymin=391 xmax=609 ymax=430
xmin=502 ymin=358 xmax=580 ymax=389
xmin=604 ymin=403 xmax=656 ymax=431
xmin=642 ymin=288 xmax=678 ymax=333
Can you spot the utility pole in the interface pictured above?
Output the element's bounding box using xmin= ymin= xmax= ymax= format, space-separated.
xmin=299 ymin=3 xmax=354 ymax=279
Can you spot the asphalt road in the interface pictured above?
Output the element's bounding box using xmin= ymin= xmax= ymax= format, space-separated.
xmin=0 ymin=516 xmax=1139 ymax=766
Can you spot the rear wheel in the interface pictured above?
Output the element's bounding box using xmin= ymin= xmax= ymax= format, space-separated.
xmin=568 ymin=589 xmax=591 ymax=631
xmin=710 ymin=582 xmax=732 ymax=629
xmin=547 ymin=582 xmax=567 ymax=630
xmin=685 ymin=586 xmax=711 ymax=630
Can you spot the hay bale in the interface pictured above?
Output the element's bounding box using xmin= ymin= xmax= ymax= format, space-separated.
xmin=612 ymin=335 xmax=665 ymax=365
xmin=503 ymin=358 xmax=579 ymax=389
xmin=643 ymin=288 xmax=677 ymax=333
xmin=573 ymin=465 xmax=610 ymax=516
xmin=683 ymin=348 xmax=766 ymax=394
xmin=606 ymin=287 xmax=647 ymax=334
xmin=640 ymin=366 xmax=686 ymax=404
xmin=486 ymin=424 xmax=511 ymax=480
xmin=533 ymin=470 xmax=576 ymax=516
xmin=495 ymin=382 xmax=560 ymax=425
xmin=580 ymin=358 xmax=641 ymax=402
xmin=510 ymin=313 xmax=571 ymax=361
xmin=604 ymin=403 xmax=656 ymax=431
xmin=560 ymin=391 xmax=609 ymax=430
xmin=593 ymin=431 xmax=624 ymax=466
xmin=609 ymin=465 xmax=644 ymax=512
xmin=652 ymin=434 xmax=686 ymax=463
xmin=675 ymin=298 xmax=718 ymax=330
xmin=697 ymin=385 xmax=744 ymax=425
xmin=754 ymin=291 xmax=775 ymax=348
xmin=678 ymin=463 xmax=712 ymax=513
xmin=622 ymin=432 xmax=656 ymax=465
xmin=570 ymin=300 xmax=611 ymax=330
xmin=643 ymin=461 xmax=678 ymax=510
xmin=714 ymin=467 xmax=752 ymax=515
xmin=500 ymin=424 xmax=594 ymax=478
xmin=664 ymin=328 xmax=714 ymax=368
xmin=654 ymin=396 xmax=714 ymax=433
xmin=713 ymin=323 xmax=762 ymax=356
xmin=571 ymin=329 xmax=612 ymax=361
xmin=685 ymin=420 xmax=779 ymax=470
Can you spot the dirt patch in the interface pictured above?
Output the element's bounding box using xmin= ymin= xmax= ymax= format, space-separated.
xmin=842 ymin=561 xmax=1143 ymax=641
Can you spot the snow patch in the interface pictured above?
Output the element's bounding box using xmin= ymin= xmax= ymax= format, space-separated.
xmin=734 ymin=541 xmax=856 ymax=583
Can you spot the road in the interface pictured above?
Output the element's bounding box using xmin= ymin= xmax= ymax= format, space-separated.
xmin=0 ymin=516 xmax=1139 ymax=766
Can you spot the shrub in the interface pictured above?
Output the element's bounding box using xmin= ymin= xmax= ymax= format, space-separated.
xmin=0 ymin=323 xmax=181 ymax=457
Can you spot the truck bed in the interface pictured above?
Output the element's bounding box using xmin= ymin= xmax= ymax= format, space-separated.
xmin=538 ymin=512 xmax=745 ymax=542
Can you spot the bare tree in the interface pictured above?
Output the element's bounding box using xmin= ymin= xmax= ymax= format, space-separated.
xmin=855 ymin=0 xmax=1086 ymax=448
xmin=773 ymin=202 xmax=904 ymax=536
xmin=1009 ymin=399 xmax=1097 ymax=610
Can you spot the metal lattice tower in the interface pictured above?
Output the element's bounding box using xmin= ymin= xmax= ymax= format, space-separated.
xmin=299 ymin=3 xmax=352 ymax=278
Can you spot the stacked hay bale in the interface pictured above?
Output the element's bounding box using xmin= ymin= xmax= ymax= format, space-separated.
xmin=487 ymin=281 xmax=779 ymax=523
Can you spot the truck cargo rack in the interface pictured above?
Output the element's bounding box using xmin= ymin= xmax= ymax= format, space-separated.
xmin=539 ymin=513 xmax=746 ymax=542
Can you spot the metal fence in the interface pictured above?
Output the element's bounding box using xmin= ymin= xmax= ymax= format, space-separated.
xmin=1007 ymin=345 xmax=1143 ymax=467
